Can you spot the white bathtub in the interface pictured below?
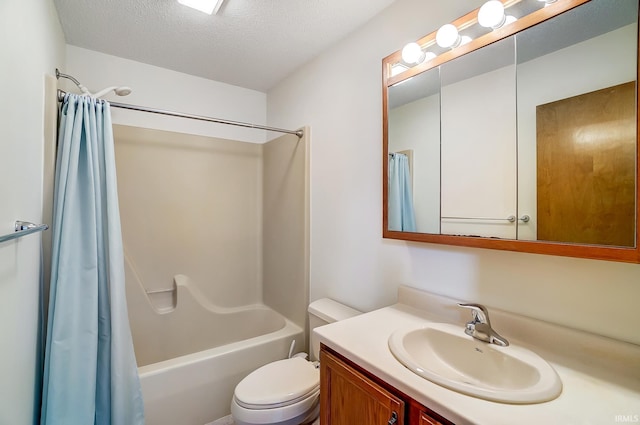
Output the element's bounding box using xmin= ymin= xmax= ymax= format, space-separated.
xmin=125 ymin=273 xmax=304 ymax=425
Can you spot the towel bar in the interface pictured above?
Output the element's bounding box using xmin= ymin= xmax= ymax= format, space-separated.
xmin=441 ymin=216 xmax=517 ymax=223
xmin=0 ymin=221 xmax=49 ymax=244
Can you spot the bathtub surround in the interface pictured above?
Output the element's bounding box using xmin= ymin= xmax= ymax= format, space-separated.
xmin=263 ymin=130 xmax=311 ymax=333
xmin=114 ymin=123 xmax=309 ymax=325
xmin=114 ymin=124 xmax=309 ymax=423
xmin=126 ymin=274 xmax=291 ymax=367
xmin=41 ymin=95 xmax=144 ymax=424
xmin=114 ymin=125 xmax=264 ymax=308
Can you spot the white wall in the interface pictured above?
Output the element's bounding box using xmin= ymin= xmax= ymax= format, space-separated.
xmin=441 ymin=65 xmax=517 ymax=239
xmin=267 ymin=0 xmax=640 ymax=346
xmin=0 ymin=1 xmax=65 ymax=424
xmin=65 ymin=46 xmax=268 ymax=144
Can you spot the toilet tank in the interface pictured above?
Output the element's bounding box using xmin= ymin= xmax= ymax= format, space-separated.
xmin=308 ymin=298 xmax=361 ymax=361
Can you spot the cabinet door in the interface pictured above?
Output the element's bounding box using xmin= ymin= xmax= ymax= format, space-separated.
xmin=320 ymin=349 xmax=404 ymax=425
xmin=419 ymin=411 xmax=443 ymax=425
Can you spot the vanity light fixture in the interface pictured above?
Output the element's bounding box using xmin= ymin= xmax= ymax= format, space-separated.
xmin=402 ymin=42 xmax=426 ymax=64
xmin=401 ymin=42 xmax=437 ymax=65
xmin=436 ymin=24 xmax=460 ymax=48
xmin=478 ymin=1 xmax=517 ymax=29
xmin=177 ymin=0 xmax=226 ymax=15
xmin=436 ymin=24 xmax=472 ymax=49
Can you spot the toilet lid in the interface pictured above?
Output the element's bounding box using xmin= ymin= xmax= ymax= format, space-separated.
xmin=234 ymin=356 xmax=319 ymax=408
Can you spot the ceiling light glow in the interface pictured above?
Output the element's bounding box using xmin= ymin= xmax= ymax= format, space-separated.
xmin=177 ymin=0 xmax=225 ymax=15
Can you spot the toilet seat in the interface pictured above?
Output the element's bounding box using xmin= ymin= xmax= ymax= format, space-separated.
xmin=231 ymin=390 xmax=320 ymax=425
xmin=234 ymin=356 xmax=319 ymax=408
xmin=231 ymin=356 xmax=320 ymax=425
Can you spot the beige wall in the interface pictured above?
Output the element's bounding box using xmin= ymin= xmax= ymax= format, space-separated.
xmin=114 ymin=125 xmax=263 ymax=307
xmin=267 ymin=0 xmax=640 ymax=346
xmin=262 ymin=129 xmax=310 ymax=338
xmin=0 ymin=0 xmax=65 ymax=423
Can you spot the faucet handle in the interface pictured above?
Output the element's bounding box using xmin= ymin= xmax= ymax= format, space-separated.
xmin=458 ymin=303 xmax=491 ymax=325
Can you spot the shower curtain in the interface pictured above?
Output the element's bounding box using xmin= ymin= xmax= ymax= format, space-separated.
xmin=388 ymin=153 xmax=416 ymax=232
xmin=40 ymin=94 xmax=144 ymax=425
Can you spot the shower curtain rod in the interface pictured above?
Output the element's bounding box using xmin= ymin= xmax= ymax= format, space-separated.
xmin=56 ymin=89 xmax=304 ymax=138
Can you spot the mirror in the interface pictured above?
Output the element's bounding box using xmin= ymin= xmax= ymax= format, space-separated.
xmin=383 ymin=0 xmax=640 ymax=262
xmin=388 ymin=67 xmax=441 ymax=233
xmin=440 ymin=36 xmax=516 ymax=239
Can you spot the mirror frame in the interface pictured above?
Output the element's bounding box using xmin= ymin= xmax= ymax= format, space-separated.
xmin=382 ymin=0 xmax=640 ymax=263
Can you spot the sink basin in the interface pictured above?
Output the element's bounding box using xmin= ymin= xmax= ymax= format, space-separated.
xmin=388 ymin=322 xmax=562 ymax=404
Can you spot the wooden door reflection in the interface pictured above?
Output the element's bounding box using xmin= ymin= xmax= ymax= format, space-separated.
xmin=536 ymin=81 xmax=636 ymax=247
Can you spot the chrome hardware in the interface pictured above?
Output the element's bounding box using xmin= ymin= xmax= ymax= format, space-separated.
xmin=458 ymin=303 xmax=509 ymax=347
xmin=519 ymin=215 xmax=530 ymax=223
xmin=441 ymin=215 xmax=517 ymax=223
xmin=388 ymin=411 xmax=398 ymax=425
xmin=0 ymin=221 xmax=49 ymax=244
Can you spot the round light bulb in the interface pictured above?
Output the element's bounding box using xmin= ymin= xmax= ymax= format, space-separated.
xmin=401 ymin=42 xmax=425 ymax=64
xmin=436 ymin=24 xmax=461 ymax=49
xmin=478 ymin=1 xmax=506 ymax=29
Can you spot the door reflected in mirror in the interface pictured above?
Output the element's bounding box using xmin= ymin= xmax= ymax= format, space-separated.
xmin=515 ymin=0 xmax=637 ymax=247
xmin=385 ymin=0 xmax=638 ymax=256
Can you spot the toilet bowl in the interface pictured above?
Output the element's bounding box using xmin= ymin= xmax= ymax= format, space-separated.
xmin=230 ymin=298 xmax=361 ymax=425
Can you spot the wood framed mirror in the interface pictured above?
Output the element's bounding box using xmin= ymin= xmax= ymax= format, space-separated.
xmin=382 ymin=0 xmax=640 ymax=262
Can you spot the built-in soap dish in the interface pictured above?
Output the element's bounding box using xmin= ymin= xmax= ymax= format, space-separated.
xmin=145 ymin=279 xmax=177 ymax=314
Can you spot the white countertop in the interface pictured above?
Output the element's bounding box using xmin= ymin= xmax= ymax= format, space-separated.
xmin=314 ymin=287 xmax=640 ymax=425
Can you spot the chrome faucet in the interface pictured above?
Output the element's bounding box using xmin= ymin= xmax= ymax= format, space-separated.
xmin=458 ymin=303 xmax=509 ymax=347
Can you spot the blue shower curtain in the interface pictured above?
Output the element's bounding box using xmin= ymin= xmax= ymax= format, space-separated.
xmin=388 ymin=153 xmax=416 ymax=232
xmin=41 ymin=94 xmax=144 ymax=425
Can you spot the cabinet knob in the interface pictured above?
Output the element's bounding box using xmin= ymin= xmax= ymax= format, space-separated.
xmin=388 ymin=411 xmax=398 ymax=425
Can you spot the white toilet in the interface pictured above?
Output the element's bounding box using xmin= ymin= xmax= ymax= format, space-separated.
xmin=230 ymin=298 xmax=361 ymax=425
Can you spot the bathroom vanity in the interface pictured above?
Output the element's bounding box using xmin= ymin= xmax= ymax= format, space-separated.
xmin=315 ymin=286 xmax=640 ymax=425
xmin=320 ymin=346 xmax=452 ymax=425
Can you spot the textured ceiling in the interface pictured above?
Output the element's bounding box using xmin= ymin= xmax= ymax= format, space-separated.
xmin=53 ymin=0 xmax=398 ymax=91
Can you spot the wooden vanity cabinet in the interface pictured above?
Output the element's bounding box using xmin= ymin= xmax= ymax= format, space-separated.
xmin=320 ymin=346 xmax=453 ymax=425
xmin=419 ymin=413 xmax=444 ymax=425
xmin=320 ymin=348 xmax=404 ymax=425
xmin=412 ymin=401 xmax=446 ymax=425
